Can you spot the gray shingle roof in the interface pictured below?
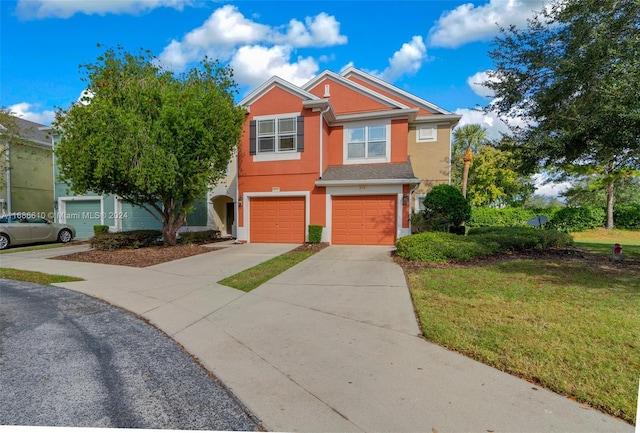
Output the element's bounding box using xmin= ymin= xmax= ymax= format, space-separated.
xmin=1 ymin=116 xmax=51 ymax=147
xmin=319 ymin=161 xmax=419 ymax=183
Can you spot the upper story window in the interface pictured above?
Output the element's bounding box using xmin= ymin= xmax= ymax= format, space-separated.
xmin=344 ymin=121 xmax=390 ymax=164
xmin=257 ymin=117 xmax=296 ymax=153
xmin=250 ymin=114 xmax=304 ymax=161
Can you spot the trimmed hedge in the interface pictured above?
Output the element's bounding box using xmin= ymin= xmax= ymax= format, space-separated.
xmin=308 ymin=225 xmax=323 ymax=243
xmin=548 ymin=206 xmax=605 ymax=233
xmin=468 ymin=206 xmax=563 ymax=228
xmin=614 ymin=205 xmax=640 ymax=230
xmin=90 ymin=230 xmax=162 ymax=250
xmin=178 ymin=230 xmax=221 ymax=245
xmin=396 ymin=227 xmax=574 ymax=262
xmin=93 ymin=225 xmax=109 ymax=235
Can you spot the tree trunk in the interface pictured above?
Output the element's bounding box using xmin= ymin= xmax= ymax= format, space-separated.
xmin=161 ymin=202 xmax=187 ymax=246
xmin=606 ymin=179 xmax=615 ymax=230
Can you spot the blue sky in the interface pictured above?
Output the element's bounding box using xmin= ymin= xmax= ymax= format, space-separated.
xmin=1 ymin=0 xmax=566 ymax=195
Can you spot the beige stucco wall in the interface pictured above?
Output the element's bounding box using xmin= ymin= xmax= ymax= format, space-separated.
xmin=2 ymin=143 xmax=53 ymax=214
xmin=408 ymin=122 xmax=453 ymax=198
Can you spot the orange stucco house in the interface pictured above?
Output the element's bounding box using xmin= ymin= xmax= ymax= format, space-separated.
xmin=236 ymin=67 xmax=460 ymax=245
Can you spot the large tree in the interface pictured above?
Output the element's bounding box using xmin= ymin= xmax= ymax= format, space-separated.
xmin=465 ymin=144 xmax=535 ymax=208
xmin=54 ymin=46 xmax=245 ymax=245
xmin=451 ymin=124 xmax=534 ymax=207
xmin=486 ymin=0 xmax=640 ymax=229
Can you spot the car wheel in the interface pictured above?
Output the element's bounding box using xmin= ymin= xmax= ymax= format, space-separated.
xmin=0 ymin=233 xmax=9 ymax=250
xmin=58 ymin=229 xmax=72 ymax=244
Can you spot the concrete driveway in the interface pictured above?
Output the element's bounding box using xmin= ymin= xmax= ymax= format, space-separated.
xmin=1 ymin=243 xmax=633 ymax=432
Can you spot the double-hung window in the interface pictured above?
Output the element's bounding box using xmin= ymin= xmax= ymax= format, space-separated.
xmin=344 ymin=121 xmax=390 ymax=163
xmin=257 ymin=117 xmax=296 ymax=153
xmin=250 ymin=115 xmax=304 ymax=161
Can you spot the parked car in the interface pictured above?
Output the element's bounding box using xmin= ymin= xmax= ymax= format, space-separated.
xmin=0 ymin=214 xmax=76 ymax=250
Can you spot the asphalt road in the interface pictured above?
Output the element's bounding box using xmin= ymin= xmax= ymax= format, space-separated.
xmin=0 ymin=279 xmax=261 ymax=431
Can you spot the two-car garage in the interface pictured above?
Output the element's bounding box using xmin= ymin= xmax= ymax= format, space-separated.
xmin=247 ymin=194 xmax=398 ymax=245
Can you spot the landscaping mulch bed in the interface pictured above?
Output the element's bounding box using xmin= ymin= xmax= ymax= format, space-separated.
xmin=53 ymin=242 xmax=329 ymax=268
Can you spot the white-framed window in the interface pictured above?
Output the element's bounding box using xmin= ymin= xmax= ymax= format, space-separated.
xmin=256 ymin=117 xmax=297 ymax=153
xmin=344 ymin=120 xmax=390 ymax=164
xmin=415 ymin=193 xmax=426 ymax=212
xmin=416 ymin=124 xmax=437 ymax=142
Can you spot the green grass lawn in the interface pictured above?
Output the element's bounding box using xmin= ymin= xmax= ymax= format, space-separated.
xmin=0 ymin=268 xmax=84 ymax=285
xmin=218 ymin=249 xmax=316 ymax=292
xmin=404 ymin=228 xmax=639 ymax=424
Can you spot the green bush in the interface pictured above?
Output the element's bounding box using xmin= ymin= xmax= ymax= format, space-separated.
xmin=548 ymin=206 xmax=605 ymax=232
xmin=396 ymin=227 xmax=573 ymax=262
xmin=308 ymin=225 xmax=323 ymax=243
xmin=90 ymin=230 xmax=162 ymax=250
xmin=468 ymin=206 xmax=564 ymax=228
xmin=613 ymin=205 xmax=640 ymax=229
xmin=178 ymin=230 xmax=221 ymax=245
xmin=422 ymin=184 xmax=471 ymax=232
xmin=93 ymin=225 xmax=109 ymax=235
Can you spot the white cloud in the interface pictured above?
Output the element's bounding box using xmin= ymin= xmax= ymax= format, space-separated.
xmin=428 ymin=0 xmax=545 ymax=48
xmin=533 ymin=174 xmax=571 ymax=197
xmin=16 ymin=0 xmax=191 ymax=19
xmin=454 ymin=107 xmax=509 ymax=142
xmin=8 ymin=102 xmax=55 ymax=125
xmin=158 ymin=5 xmax=347 ymax=74
xmin=278 ymin=13 xmax=348 ymax=47
xmin=466 ymin=71 xmax=496 ymax=98
xmin=376 ymin=36 xmax=427 ymax=82
xmin=230 ymin=45 xmax=319 ymax=88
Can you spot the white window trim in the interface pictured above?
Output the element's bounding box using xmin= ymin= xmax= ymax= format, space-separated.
xmin=414 ymin=193 xmax=426 ymax=212
xmin=343 ymin=119 xmax=391 ymax=165
xmin=254 ymin=112 xmax=299 ymax=155
xmin=416 ymin=124 xmax=437 ymax=142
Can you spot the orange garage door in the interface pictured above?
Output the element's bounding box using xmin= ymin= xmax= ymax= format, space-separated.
xmin=332 ymin=195 xmax=396 ymax=245
xmin=250 ymin=197 xmax=305 ymax=243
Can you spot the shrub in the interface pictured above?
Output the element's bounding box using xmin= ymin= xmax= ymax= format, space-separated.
xmin=548 ymin=206 xmax=605 ymax=232
xmin=468 ymin=206 xmax=565 ymax=228
xmin=396 ymin=227 xmax=573 ymax=262
xmin=422 ymin=184 xmax=471 ymax=232
xmin=308 ymin=225 xmax=323 ymax=243
xmin=93 ymin=225 xmax=109 ymax=235
xmin=90 ymin=230 xmax=162 ymax=250
xmin=178 ymin=230 xmax=221 ymax=245
xmin=396 ymin=232 xmax=497 ymax=262
xmin=614 ymin=205 xmax=640 ymax=230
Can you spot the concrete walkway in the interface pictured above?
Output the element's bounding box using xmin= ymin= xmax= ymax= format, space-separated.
xmin=1 ymin=243 xmax=633 ymax=432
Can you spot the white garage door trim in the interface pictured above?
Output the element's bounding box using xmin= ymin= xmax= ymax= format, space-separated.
xmin=57 ymin=196 xmax=104 ymax=224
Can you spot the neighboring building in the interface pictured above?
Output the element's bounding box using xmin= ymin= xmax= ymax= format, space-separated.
xmin=0 ymin=116 xmax=54 ymax=216
xmin=236 ymin=67 xmax=460 ymax=245
xmin=47 ymin=131 xmax=211 ymax=240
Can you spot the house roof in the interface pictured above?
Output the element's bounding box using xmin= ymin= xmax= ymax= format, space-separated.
xmin=340 ymin=66 xmax=454 ymax=116
xmin=316 ymin=161 xmax=420 ymax=186
xmin=303 ymin=69 xmax=410 ymax=111
xmin=0 ymin=116 xmax=51 ymax=147
xmin=238 ymin=76 xmax=320 ymax=110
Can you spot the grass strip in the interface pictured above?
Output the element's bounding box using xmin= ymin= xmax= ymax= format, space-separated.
xmin=218 ymin=249 xmax=315 ymax=292
xmin=0 ymin=268 xmax=84 ymax=285
xmin=0 ymin=242 xmax=77 ymax=254
xmin=406 ymin=259 xmax=639 ymax=424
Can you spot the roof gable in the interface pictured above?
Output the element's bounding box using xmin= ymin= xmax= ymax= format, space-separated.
xmin=303 ymin=70 xmax=409 ymax=113
xmin=238 ymin=76 xmax=320 ymax=110
xmin=340 ymin=66 xmax=453 ymax=116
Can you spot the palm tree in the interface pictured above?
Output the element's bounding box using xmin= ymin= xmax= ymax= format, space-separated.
xmin=451 ymin=124 xmax=489 ymax=193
